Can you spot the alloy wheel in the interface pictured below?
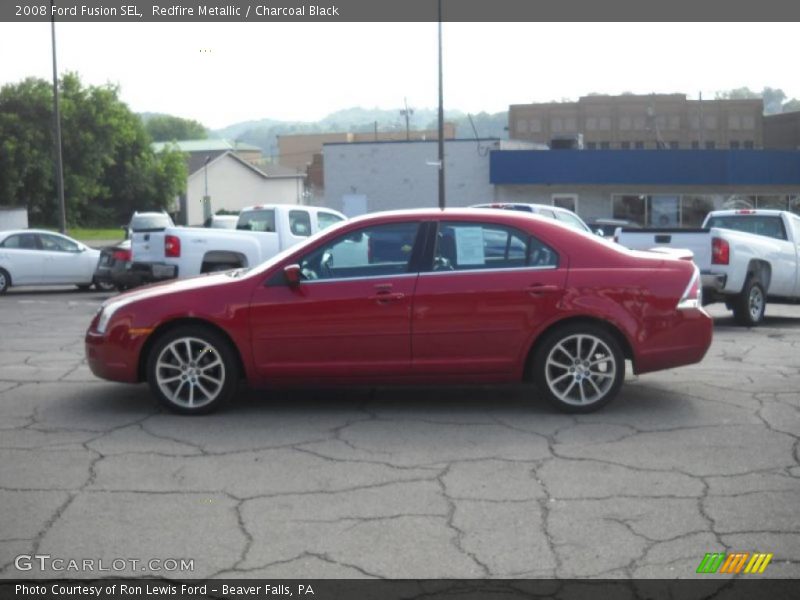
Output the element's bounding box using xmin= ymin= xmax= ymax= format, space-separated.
xmin=544 ymin=333 xmax=617 ymax=407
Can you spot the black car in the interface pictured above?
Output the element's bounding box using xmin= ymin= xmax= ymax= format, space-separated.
xmin=94 ymin=239 xmax=137 ymax=291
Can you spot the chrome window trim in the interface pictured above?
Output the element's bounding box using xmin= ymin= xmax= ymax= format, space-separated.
xmin=420 ymin=265 xmax=559 ymax=277
xmin=299 ymin=272 xmax=420 ymax=285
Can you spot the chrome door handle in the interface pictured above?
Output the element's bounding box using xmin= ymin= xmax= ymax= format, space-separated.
xmin=526 ymin=284 xmax=560 ymax=294
xmin=368 ymin=291 xmax=405 ymax=302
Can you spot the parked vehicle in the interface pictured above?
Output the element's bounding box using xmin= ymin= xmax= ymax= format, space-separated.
xmin=617 ymin=209 xmax=800 ymax=326
xmin=94 ymin=239 xmax=134 ymax=291
xmin=124 ymin=211 xmax=174 ymax=240
xmin=130 ymin=205 xmax=346 ymax=284
xmin=472 ymin=202 xmax=593 ymax=234
xmin=86 ymin=208 xmax=712 ymax=415
xmin=204 ymin=214 xmax=238 ymax=229
xmin=0 ymin=230 xmax=104 ymax=293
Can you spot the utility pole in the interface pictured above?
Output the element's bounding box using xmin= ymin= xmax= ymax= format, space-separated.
xmin=437 ymin=0 xmax=445 ymax=209
xmin=50 ymin=0 xmax=66 ymax=234
xmin=400 ymin=97 xmax=414 ymax=140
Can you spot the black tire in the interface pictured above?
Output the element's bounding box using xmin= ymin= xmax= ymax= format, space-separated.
xmin=0 ymin=268 xmax=9 ymax=294
xmin=77 ymin=284 xmax=92 ymax=291
xmin=94 ymin=279 xmax=116 ymax=292
xmin=732 ymin=277 xmax=765 ymax=326
xmin=532 ymin=323 xmax=625 ymax=414
xmin=146 ymin=325 xmax=239 ymax=415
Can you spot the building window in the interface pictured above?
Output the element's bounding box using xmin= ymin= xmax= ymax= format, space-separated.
xmin=612 ymin=195 xmax=646 ymax=226
xmin=691 ymin=141 xmax=700 ymax=149
xmin=516 ymin=119 xmax=528 ymax=134
xmin=600 ymin=141 xmax=610 ymax=150
xmin=633 ymin=116 xmax=646 ymax=130
xmin=586 ymin=142 xmax=597 ymax=150
xmin=564 ymin=117 xmax=578 ymax=132
xmin=586 ymin=117 xmax=597 ymax=131
xmin=634 ymin=141 xmax=645 ymax=149
xmin=648 ymin=195 xmax=680 ymax=227
xmin=681 ymin=196 xmax=714 ymax=227
xmin=552 ymin=195 xmax=578 ymax=212
xmin=756 ymin=195 xmax=786 ymax=210
xmin=529 ymin=118 xmax=542 ymax=133
xmin=598 ymin=116 xmax=612 ymax=131
xmin=705 ymin=141 xmax=716 ymax=149
xmin=669 ymin=141 xmax=680 ymax=149
xmin=742 ymin=115 xmax=756 ymax=130
xmin=704 ymin=115 xmax=717 ymax=129
xmin=551 ymin=118 xmax=563 ymax=132
xmin=728 ymin=115 xmax=741 ymax=130
xmin=619 ymin=116 xmax=632 ymax=131
xmin=789 ymin=195 xmax=800 ymax=216
xmin=730 ymin=141 xmax=740 ymax=150
xmin=744 ymin=140 xmax=754 ymax=149
xmin=621 ymin=141 xmax=631 ymax=149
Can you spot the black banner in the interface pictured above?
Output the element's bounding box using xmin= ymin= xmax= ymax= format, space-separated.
xmin=2 ymin=579 xmax=799 ymax=600
xmin=3 ymin=0 xmax=800 ymax=22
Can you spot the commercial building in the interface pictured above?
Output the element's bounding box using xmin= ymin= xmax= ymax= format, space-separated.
xmin=509 ymin=94 xmax=764 ymax=151
xmin=764 ymin=111 xmax=800 ymax=150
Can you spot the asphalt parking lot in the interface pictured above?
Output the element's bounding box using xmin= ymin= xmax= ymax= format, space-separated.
xmin=0 ymin=287 xmax=798 ymax=580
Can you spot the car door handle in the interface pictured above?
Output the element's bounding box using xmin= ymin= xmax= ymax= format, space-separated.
xmin=526 ymin=284 xmax=560 ymax=294
xmin=368 ymin=291 xmax=406 ymax=302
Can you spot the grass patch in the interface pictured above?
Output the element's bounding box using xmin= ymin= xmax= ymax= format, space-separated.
xmin=66 ymin=228 xmax=125 ymax=241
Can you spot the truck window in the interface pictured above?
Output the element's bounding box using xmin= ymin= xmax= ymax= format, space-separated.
xmin=705 ymin=215 xmax=787 ymax=241
xmin=289 ymin=210 xmax=312 ymax=237
xmin=237 ymin=209 xmax=276 ymax=232
xmin=318 ymin=211 xmax=344 ymax=231
xmin=130 ymin=214 xmax=172 ymax=231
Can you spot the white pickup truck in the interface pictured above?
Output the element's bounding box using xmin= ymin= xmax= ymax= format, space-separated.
xmin=130 ymin=204 xmax=346 ymax=284
xmin=617 ymin=209 xmax=800 ymax=326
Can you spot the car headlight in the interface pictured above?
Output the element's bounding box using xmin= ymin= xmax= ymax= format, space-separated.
xmin=95 ymin=303 xmax=121 ymax=334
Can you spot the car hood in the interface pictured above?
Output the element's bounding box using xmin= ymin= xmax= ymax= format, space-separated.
xmin=103 ymin=272 xmax=236 ymax=308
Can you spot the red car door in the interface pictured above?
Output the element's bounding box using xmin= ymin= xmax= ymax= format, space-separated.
xmin=248 ymin=221 xmax=422 ymax=380
xmin=411 ymin=221 xmax=567 ymax=376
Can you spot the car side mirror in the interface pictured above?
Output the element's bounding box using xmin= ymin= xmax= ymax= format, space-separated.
xmin=284 ymin=264 xmax=302 ymax=287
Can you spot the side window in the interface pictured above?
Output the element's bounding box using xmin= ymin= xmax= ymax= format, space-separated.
xmin=433 ymin=222 xmax=558 ymax=271
xmin=317 ymin=211 xmax=344 ymax=231
xmin=237 ymin=209 xmax=276 ymax=232
xmin=289 ymin=210 xmax=312 ymax=237
xmin=299 ymin=222 xmax=420 ymax=281
xmin=0 ymin=234 xmax=21 ymax=248
xmin=40 ymin=234 xmax=79 ymax=252
xmin=3 ymin=234 xmax=39 ymax=249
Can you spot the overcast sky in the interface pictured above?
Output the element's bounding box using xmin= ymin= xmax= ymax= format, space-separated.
xmin=0 ymin=22 xmax=797 ymax=129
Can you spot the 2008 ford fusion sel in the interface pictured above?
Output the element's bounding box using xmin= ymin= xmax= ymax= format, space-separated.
xmin=86 ymin=209 xmax=712 ymax=415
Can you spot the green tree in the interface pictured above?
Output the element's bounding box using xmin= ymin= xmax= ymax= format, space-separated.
xmin=144 ymin=114 xmax=208 ymax=142
xmin=0 ymin=73 xmax=186 ymax=227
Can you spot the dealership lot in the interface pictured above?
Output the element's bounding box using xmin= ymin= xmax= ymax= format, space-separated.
xmin=0 ymin=288 xmax=798 ymax=579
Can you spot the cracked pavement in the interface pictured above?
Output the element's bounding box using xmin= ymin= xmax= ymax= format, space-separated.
xmin=0 ymin=288 xmax=798 ymax=580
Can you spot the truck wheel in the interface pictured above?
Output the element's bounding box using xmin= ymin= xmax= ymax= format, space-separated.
xmin=94 ymin=279 xmax=116 ymax=292
xmin=732 ymin=277 xmax=765 ymax=326
xmin=531 ymin=323 xmax=625 ymax=413
xmin=146 ymin=325 xmax=239 ymax=415
xmin=0 ymin=268 xmax=10 ymax=294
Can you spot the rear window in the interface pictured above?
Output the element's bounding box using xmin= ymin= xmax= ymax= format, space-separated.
xmin=318 ymin=211 xmax=344 ymax=231
xmin=705 ymin=215 xmax=787 ymax=241
xmin=130 ymin=214 xmax=172 ymax=231
xmin=289 ymin=210 xmax=312 ymax=236
xmin=237 ymin=209 xmax=276 ymax=232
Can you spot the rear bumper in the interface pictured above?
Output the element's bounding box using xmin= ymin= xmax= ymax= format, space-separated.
xmin=701 ymin=271 xmax=726 ymax=292
xmin=129 ymin=262 xmax=178 ymax=284
xmin=635 ymin=307 xmax=713 ymax=374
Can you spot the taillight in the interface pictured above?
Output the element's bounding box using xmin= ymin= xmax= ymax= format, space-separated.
xmin=112 ymin=249 xmax=131 ymax=262
xmin=165 ymin=235 xmax=181 ymax=258
xmin=711 ymin=237 xmax=729 ymax=265
xmin=677 ymin=266 xmax=702 ymax=310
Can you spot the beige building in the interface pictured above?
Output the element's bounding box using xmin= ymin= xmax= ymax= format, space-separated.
xmin=509 ymin=94 xmax=763 ymax=150
xmin=277 ymin=124 xmax=457 ymax=172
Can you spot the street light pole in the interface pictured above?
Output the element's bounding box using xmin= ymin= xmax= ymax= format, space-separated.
xmin=50 ymin=0 xmax=66 ymax=234
xmin=437 ymin=0 xmax=445 ymax=209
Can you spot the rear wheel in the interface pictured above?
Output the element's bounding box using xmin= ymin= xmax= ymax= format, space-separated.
xmin=0 ymin=268 xmax=10 ymax=294
xmin=94 ymin=279 xmax=116 ymax=292
xmin=146 ymin=325 xmax=239 ymax=415
xmin=532 ymin=324 xmax=625 ymax=413
xmin=732 ymin=277 xmax=765 ymax=326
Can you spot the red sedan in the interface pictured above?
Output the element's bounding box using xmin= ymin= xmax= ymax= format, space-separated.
xmin=86 ymin=209 xmax=712 ymax=415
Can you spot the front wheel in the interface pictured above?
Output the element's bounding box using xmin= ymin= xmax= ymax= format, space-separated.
xmin=0 ymin=268 xmax=9 ymax=294
xmin=532 ymin=324 xmax=625 ymax=413
xmin=732 ymin=278 xmax=765 ymax=326
xmin=146 ymin=325 xmax=239 ymax=415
